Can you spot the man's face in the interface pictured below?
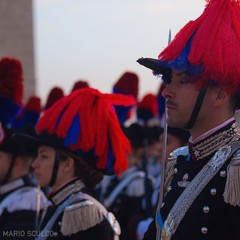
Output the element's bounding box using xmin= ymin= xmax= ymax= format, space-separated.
xmin=162 ymin=70 xmax=199 ymax=128
xmin=0 ymin=151 xmax=12 ymax=182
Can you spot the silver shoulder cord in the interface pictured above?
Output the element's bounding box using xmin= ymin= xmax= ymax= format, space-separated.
xmin=156 ymin=29 xmax=171 ymax=240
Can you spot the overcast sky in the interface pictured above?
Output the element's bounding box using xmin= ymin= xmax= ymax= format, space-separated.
xmin=34 ymin=0 xmax=206 ymax=103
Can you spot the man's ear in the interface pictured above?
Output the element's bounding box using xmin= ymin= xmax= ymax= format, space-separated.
xmin=214 ymin=88 xmax=230 ymax=107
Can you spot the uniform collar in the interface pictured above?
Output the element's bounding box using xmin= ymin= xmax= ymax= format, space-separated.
xmin=49 ymin=178 xmax=85 ymax=206
xmin=189 ymin=120 xmax=240 ymax=161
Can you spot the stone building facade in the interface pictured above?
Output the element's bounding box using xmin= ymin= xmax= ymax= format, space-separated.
xmin=0 ymin=0 xmax=35 ymax=101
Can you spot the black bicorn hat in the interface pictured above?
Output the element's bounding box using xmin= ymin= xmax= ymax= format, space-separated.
xmin=0 ymin=123 xmax=37 ymax=157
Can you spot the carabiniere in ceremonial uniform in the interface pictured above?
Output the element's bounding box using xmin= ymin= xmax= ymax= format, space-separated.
xmin=160 ymin=120 xmax=240 ymax=240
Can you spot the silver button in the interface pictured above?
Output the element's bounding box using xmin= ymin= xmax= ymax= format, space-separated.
xmin=203 ymin=206 xmax=210 ymax=213
xmin=201 ymin=227 xmax=208 ymax=234
xmin=210 ymin=188 xmax=217 ymax=195
xmin=174 ymin=168 xmax=178 ymax=174
xmin=167 ymin=186 xmax=172 ymax=192
xmin=220 ymin=170 xmax=226 ymax=177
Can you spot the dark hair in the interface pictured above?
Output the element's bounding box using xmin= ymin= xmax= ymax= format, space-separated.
xmin=57 ymin=150 xmax=104 ymax=189
xmin=230 ymin=91 xmax=240 ymax=111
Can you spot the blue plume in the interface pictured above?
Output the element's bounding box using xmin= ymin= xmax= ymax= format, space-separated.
xmin=64 ymin=114 xmax=81 ymax=147
xmin=0 ymin=97 xmax=22 ymax=127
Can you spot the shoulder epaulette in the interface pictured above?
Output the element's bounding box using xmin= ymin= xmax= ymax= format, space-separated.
xmin=223 ymin=148 xmax=240 ymax=206
xmin=169 ymin=146 xmax=189 ymax=161
xmin=0 ymin=187 xmax=48 ymax=215
xmin=164 ymin=146 xmax=189 ymax=197
xmin=61 ymin=199 xmax=104 ymax=236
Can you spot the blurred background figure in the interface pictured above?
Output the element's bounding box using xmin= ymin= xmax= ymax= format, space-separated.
xmin=94 ymin=71 xmax=139 ymax=203
xmin=136 ymin=92 xmax=162 ymax=188
xmin=144 ymin=126 xmax=163 ymax=180
xmin=158 ymin=127 xmax=190 ymax=165
xmin=0 ymin=57 xmax=23 ymax=128
xmin=12 ymin=95 xmax=41 ymax=129
xmin=103 ymin=122 xmax=154 ymax=240
xmin=70 ymin=80 xmax=90 ymax=93
xmin=112 ymin=71 xmax=139 ymax=126
xmin=44 ymin=86 xmax=64 ymax=110
xmin=137 ymin=93 xmax=159 ymax=127
xmin=0 ymin=57 xmax=47 ymax=239
xmin=136 ymin=126 xmax=190 ymax=240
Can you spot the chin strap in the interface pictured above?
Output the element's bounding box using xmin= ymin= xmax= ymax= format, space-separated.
xmin=49 ymin=152 xmax=61 ymax=187
xmin=186 ymin=86 xmax=208 ymax=129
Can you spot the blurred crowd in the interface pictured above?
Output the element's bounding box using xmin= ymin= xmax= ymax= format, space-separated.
xmin=0 ymin=57 xmax=189 ymax=240
xmin=2 ymin=1 xmax=240 ymax=240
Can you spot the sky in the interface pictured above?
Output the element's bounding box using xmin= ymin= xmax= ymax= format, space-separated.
xmin=34 ymin=0 xmax=206 ymax=104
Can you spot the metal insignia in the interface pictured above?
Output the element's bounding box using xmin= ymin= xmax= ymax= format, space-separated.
xmin=169 ymin=146 xmax=189 ymax=160
xmin=208 ymin=146 xmax=231 ymax=170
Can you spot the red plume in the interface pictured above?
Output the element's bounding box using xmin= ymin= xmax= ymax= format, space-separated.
xmin=113 ymin=72 xmax=139 ymax=100
xmin=0 ymin=57 xmax=23 ymax=104
xmin=44 ymin=87 xmax=64 ymax=110
xmin=159 ymin=0 xmax=240 ymax=94
xmin=25 ymin=96 xmax=41 ymax=113
xmin=37 ymin=88 xmax=136 ymax=175
xmin=71 ymin=80 xmax=89 ymax=92
xmin=138 ymin=93 xmax=158 ymax=117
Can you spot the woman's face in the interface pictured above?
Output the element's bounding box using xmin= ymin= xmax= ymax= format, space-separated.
xmin=32 ymin=145 xmax=56 ymax=187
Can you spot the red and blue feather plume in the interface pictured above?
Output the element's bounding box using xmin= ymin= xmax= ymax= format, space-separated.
xmin=112 ymin=71 xmax=139 ymax=125
xmin=137 ymin=93 xmax=159 ymax=126
xmin=156 ymin=0 xmax=240 ymax=94
xmin=12 ymin=96 xmax=41 ymax=129
xmin=71 ymin=80 xmax=89 ymax=92
xmin=44 ymin=86 xmax=64 ymax=110
xmin=37 ymin=88 xmax=136 ymax=175
xmin=0 ymin=57 xmax=23 ymax=127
